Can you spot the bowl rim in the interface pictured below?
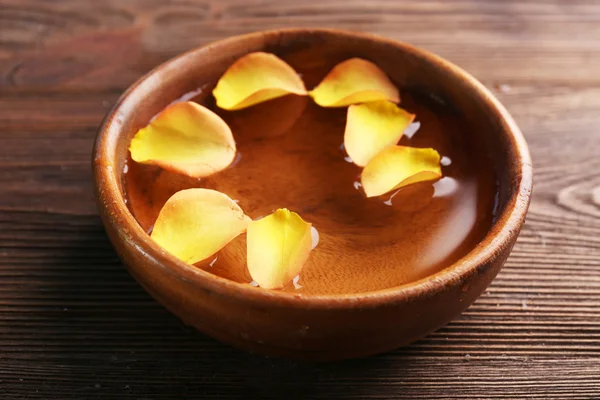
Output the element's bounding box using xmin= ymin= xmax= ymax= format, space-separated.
xmin=94 ymin=28 xmax=533 ymax=310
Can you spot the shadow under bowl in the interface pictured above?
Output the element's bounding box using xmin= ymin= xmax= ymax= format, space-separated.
xmin=93 ymin=28 xmax=532 ymax=361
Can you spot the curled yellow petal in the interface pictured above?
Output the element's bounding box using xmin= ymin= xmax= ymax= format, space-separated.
xmin=212 ymin=52 xmax=307 ymax=110
xmin=151 ymin=188 xmax=251 ymax=264
xmin=345 ymin=100 xmax=415 ymax=167
xmin=247 ymin=209 xmax=312 ymax=289
xmin=129 ymin=101 xmax=236 ymax=178
xmin=361 ymin=146 xmax=441 ymax=198
xmin=309 ymin=58 xmax=400 ymax=107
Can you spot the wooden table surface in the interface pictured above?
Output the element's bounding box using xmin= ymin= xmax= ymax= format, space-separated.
xmin=1 ymin=0 xmax=599 ymax=398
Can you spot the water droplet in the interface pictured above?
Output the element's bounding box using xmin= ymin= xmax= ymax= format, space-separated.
xmin=230 ymin=151 xmax=242 ymax=167
xmin=123 ymin=163 xmax=129 ymax=174
xmin=440 ymin=156 xmax=452 ymax=166
xmin=404 ymin=121 xmax=421 ymax=139
xmin=344 ymin=156 xmax=354 ymax=163
xmin=293 ymin=275 xmax=303 ymax=289
xmin=249 ymin=280 xmax=259 ymax=287
xmin=382 ymin=190 xmax=400 ymax=206
xmin=353 ymin=181 xmax=362 ymax=190
xmin=433 ymin=177 xmax=458 ymax=198
xmin=311 ymin=226 xmax=319 ymax=249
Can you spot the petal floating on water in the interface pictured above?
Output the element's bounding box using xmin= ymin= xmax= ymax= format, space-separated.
xmin=309 ymin=58 xmax=399 ymax=107
xmin=151 ymin=188 xmax=251 ymax=265
xmin=344 ymin=100 xmax=415 ymax=166
xmin=213 ymin=52 xmax=307 ymax=110
xmin=246 ymin=208 xmax=313 ymax=289
xmin=361 ymin=146 xmax=442 ymax=198
xmin=129 ymin=101 xmax=236 ymax=178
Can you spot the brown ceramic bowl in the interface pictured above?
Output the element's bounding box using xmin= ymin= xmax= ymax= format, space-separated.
xmin=93 ymin=28 xmax=532 ymax=361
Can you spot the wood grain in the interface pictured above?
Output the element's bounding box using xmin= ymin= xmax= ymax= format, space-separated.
xmin=1 ymin=0 xmax=599 ymax=398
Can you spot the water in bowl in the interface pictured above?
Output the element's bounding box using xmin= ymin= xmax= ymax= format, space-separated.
xmin=123 ymin=68 xmax=498 ymax=295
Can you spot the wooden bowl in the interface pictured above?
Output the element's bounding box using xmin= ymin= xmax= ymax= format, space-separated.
xmin=93 ymin=29 xmax=532 ymax=360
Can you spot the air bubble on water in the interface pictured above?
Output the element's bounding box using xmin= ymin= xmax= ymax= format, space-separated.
xmin=123 ymin=164 xmax=129 ymax=174
xmin=404 ymin=121 xmax=421 ymax=139
xmin=433 ymin=177 xmax=458 ymax=198
xmin=382 ymin=190 xmax=400 ymax=206
xmin=230 ymin=151 xmax=242 ymax=167
xmin=440 ymin=156 xmax=452 ymax=166
xmin=311 ymin=226 xmax=319 ymax=249
xmin=293 ymin=275 xmax=303 ymax=289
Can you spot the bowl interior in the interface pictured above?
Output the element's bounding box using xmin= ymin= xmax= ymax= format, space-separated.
xmin=96 ymin=29 xmax=531 ymax=301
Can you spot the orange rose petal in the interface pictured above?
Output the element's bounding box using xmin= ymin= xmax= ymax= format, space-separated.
xmin=309 ymin=58 xmax=400 ymax=107
xmin=246 ymin=209 xmax=312 ymax=289
xmin=344 ymin=100 xmax=415 ymax=167
xmin=151 ymin=189 xmax=251 ymax=265
xmin=129 ymin=101 xmax=236 ymax=178
xmin=361 ymin=146 xmax=442 ymax=198
xmin=212 ymin=52 xmax=307 ymax=110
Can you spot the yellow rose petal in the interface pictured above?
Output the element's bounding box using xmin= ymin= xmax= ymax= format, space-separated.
xmin=345 ymin=100 xmax=415 ymax=167
xmin=361 ymin=146 xmax=441 ymax=198
xmin=213 ymin=52 xmax=307 ymax=110
xmin=151 ymin=189 xmax=251 ymax=264
xmin=247 ymin=209 xmax=312 ymax=289
xmin=129 ymin=101 xmax=236 ymax=178
xmin=309 ymin=58 xmax=400 ymax=107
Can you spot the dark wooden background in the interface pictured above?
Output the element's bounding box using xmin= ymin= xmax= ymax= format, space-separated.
xmin=1 ymin=0 xmax=599 ymax=398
